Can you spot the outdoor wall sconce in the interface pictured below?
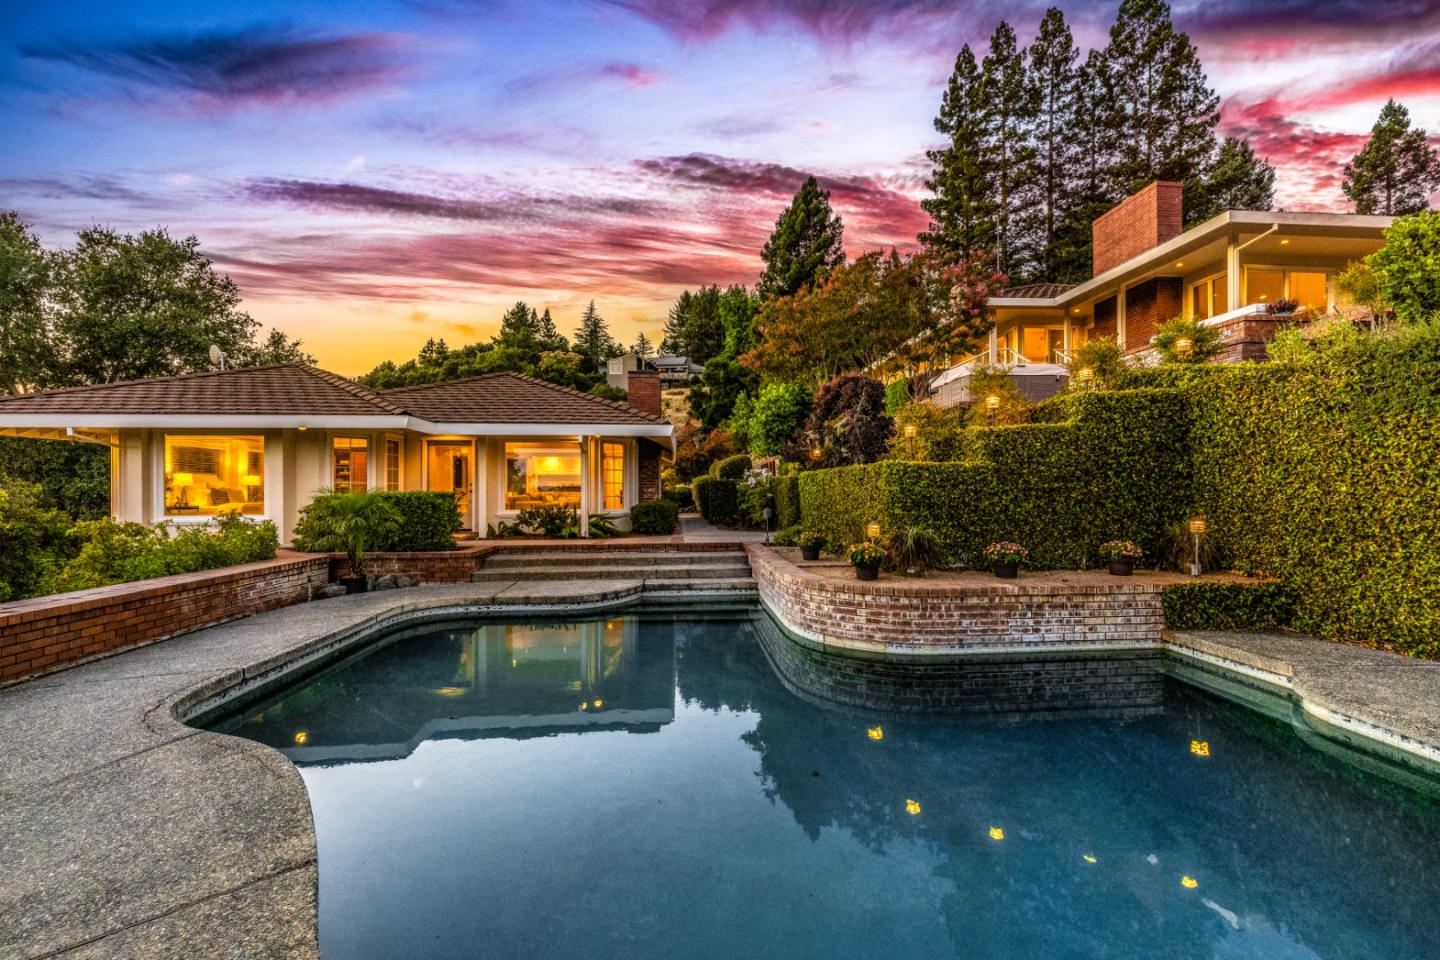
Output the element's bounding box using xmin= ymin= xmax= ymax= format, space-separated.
xmin=809 ymin=445 xmax=822 ymax=462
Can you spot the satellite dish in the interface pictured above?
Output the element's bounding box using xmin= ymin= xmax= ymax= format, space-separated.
xmin=209 ymin=345 xmax=226 ymax=370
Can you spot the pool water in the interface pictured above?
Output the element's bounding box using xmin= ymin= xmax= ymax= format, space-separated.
xmin=210 ymin=613 xmax=1440 ymax=960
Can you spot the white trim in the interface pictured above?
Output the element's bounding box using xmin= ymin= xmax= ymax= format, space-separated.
xmin=0 ymin=413 xmax=674 ymax=439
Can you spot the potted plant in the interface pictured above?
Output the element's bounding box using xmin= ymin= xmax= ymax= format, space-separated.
xmin=847 ymin=541 xmax=886 ymax=581
xmin=1098 ymin=539 xmax=1143 ymax=576
xmin=797 ymin=530 xmax=826 ymax=561
xmin=983 ymin=541 xmax=1028 ymax=579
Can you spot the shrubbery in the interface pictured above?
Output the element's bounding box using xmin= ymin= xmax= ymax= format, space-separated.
xmin=694 ymin=476 xmax=739 ymax=527
xmin=1161 ymin=581 xmax=1296 ymax=631
xmin=40 ymin=515 xmax=278 ymax=595
xmin=630 ymin=499 xmax=680 ymax=535
xmin=773 ymin=474 xmax=801 ymax=528
xmin=0 ymin=479 xmax=80 ymax=601
xmin=295 ymin=491 xmax=460 ymax=552
xmin=710 ymin=454 xmax=752 ymax=480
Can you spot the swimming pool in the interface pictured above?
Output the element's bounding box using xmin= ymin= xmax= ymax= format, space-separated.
xmin=209 ymin=611 xmax=1440 ymax=960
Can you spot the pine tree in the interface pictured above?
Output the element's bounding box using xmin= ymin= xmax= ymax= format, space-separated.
xmin=978 ymin=21 xmax=1036 ymax=280
xmin=632 ymin=331 xmax=654 ymax=358
xmin=572 ymin=301 xmax=617 ymax=371
xmin=536 ymin=307 xmax=566 ymax=350
xmin=1343 ymin=100 xmax=1440 ymax=215
xmin=493 ymin=301 xmax=539 ymax=348
xmin=1050 ymin=49 xmax=1119 ymax=282
xmin=660 ymin=293 xmax=688 ymax=355
xmin=921 ymin=44 xmax=995 ymax=263
xmin=1190 ymin=137 xmax=1275 ymax=222
xmin=1101 ymin=0 xmax=1220 ymax=212
xmin=757 ymin=176 xmax=845 ymax=301
xmin=1020 ymin=7 xmax=1080 ymax=282
xmin=417 ymin=337 xmax=448 ymax=366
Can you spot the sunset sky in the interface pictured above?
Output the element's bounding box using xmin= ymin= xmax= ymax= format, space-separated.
xmin=4 ymin=0 xmax=1439 ymax=374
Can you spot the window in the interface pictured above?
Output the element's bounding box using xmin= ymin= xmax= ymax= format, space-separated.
xmin=602 ymin=443 xmax=624 ymax=510
xmin=385 ymin=438 xmax=401 ymax=492
xmin=333 ymin=437 xmax=368 ymax=493
xmin=1188 ymin=276 xmax=1227 ymax=320
xmin=1289 ymin=272 xmax=1328 ymax=312
xmin=1245 ymin=268 xmax=1285 ymax=306
xmin=164 ymin=435 xmax=264 ymax=517
xmin=504 ymin=442 xmax=581 ymax=511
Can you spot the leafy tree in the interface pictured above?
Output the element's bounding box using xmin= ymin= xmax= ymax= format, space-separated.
xmin=1342 ymin=100 xmax=1440 ymax=216
xmin=790 ymin=375 xmax=893 ymax=466
xmin=979 ymin=21 xmax=1036 ymax=279
xmin=0 ymin=478 xmax=77 ymax=601
xmin=1189 ymin=136 xmax=1275 ymax=223
xmin=243 ymin=328 xmax=315 ymax=366
xmin=1068 ymin=335 xmax=1127 ymax=389
xmin=689 ymin=355 xmax=758 ymax=431
xmin=1101 ymin=0 xmax=1220 ymax=214
xmin=494 ymin=302 xmax=540 ymax=349
xmin=921 ymin=45 xmax=995 ymax=263
xmin=745 ymin=381 xmax=813 ymax=456
xmin=1153 ymin=316 xmax=1221 ymax=363
xmin=632 ymin=331 xmax=654 ymax=358
xmin=1366 ymin=211 xmax=1440 ymax=324
xmin=1021 ymin=8 xmax=1081 ymax=283
xmin=572 ymin=300 xmax=619 ymax=372
xmin=757 ymin=176 xmax=845 ymax=301
xmin=0 ymin=212 xmax=54 ymax=395
xmin=50 ymin=226 xmax=259 ymax=385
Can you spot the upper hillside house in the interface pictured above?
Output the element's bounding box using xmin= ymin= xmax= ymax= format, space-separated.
xmin=606 ymin=353 xmax=704 ymax=391
xmin=0 ymin=365 xmax=673 ymax=544
xmin=930 ymin=181 xmax=1393 ymax=406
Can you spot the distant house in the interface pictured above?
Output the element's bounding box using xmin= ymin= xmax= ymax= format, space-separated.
xmin=929 ymin=181 xmax=1393 ymax=406
xmin=606 ymin=354 xmax=704 ymax=391
xmin=0 ymin=365 xmax=673 ymax=543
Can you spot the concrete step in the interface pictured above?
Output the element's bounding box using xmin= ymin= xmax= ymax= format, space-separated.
xmin=471 ymin=563 xmax=753 ymax=583
xmin=481 ymin=550 xmax=746 ymax=570
xmin=642 ymin=577 xmax=757 ymax=593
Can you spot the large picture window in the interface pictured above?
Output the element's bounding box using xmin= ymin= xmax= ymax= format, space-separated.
xmin=505 ymin=442 xmax=581 ymax=511
xmin=602 ymin=443 xmax=624 ymax=510
xmin=333 ymin=437 xmax=368 ymax=493
xmin=164 ymin=435 xmax=264 ymax=517
xmin=1245 ymin=268 xmax=1329 ymax=312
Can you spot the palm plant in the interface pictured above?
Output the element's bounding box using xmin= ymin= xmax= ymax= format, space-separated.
xmin=296 ymin=491 xmax=401 ymax=579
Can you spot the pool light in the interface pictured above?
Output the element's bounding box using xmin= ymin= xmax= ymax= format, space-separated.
xmin=436 ymin=686 xmax=466 ymax=697
xmin=867 ymin=726 xmax=884 ymax=741
xmin=905 ymin=799 xmax=921 ymax=815
xmin=1190 ymin=739 xmax=1210 ymax=757
xmin=1083 ymin=853 xmax=1098 ymax=864
xmin=293 ymin=731 xmax=309 ymax=745
xmin=1181 ymin=876 xmax=1198 ymax=889
xmin=989 ymin=826 xmax=1005 ymax=841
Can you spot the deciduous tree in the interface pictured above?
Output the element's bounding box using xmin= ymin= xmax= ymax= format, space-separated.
xmin=0 ymin=212 xmax=53 ymax=395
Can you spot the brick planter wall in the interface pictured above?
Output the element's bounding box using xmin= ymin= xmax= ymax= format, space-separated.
xmin=324 ymin=545 xmax=489 ymax=583
xmin=747 ymin=545 xmax=1166 ymax=654
xmin=0 ymin=553 xmax=329 ymax=685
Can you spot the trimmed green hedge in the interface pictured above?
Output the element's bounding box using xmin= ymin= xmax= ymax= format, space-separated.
xmin=694 ymin=477 xmax=739 ymax=527
xmin=800 ymin=388 xmax=1192 ymax=566
xmin=711 ymin=454 xmax=752 ymax=480
xmin=372 ymin=492 xmax=462 ymax=550
xmin=1161 ymin=581 xmax=1297 ymax=631
xmin=774 ymin=474 xmax=801 ymax=528
xmin=630 ymin=499 xmax=680 ymax=535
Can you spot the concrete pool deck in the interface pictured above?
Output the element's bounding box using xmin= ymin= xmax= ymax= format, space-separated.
xmin=4 ymin=585 xmax=1440 ymax=958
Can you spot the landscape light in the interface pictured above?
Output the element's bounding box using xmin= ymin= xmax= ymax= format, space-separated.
xmin=1187 ymin=517 xmax=1206 ymax=576
xmin=866 ymin=521 xmax=882 ymax=540
xmin=1188 ymin=517 xmax=1207 ymax=535
xmin=1076 ymin=367 xmax=1094 ymax=389
xmin=985 ymin=393 xmax=1000 ymax=427
xmin=293 ymin=731 xmax=309 ymax=745
xmin=809 ymin=446 xmax=822 ymax=462
xmin=903 ymin=422 xmax=917 ymax=458
xmin=903 ymin=423 xmax=917 ymax=438
xmin=1174 ymin=336 xmax=1194 ymax=358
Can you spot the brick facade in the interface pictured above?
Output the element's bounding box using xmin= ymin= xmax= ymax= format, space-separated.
xmin=638 ymin=440 xmax=663 ymax=502
xmin=1091 ymin=181 xmax=1183 ymax=276
xmin=0 ymin=554 xmax=330 ymax=685
xmin=1210 ymin=312 xmax=1298 ymax=362
xmin=747 ymin=545 xmax=1166 ymax=654
xmin=1092 ymin=296 xmax=1118 ymax=340
xmin=626 ymin=370 xmax=662 ymax=417
xmin=327 ymin=545 xmax=488 ymax=583
xmin=1122 ymin=276 xmax=1184 ymax=353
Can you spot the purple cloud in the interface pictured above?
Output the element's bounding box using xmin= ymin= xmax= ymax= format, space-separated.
xmin=21 ymin=25 xmax=411 ymax=111
xmin=242 ymin=177 xmax=664 ymax=222
xmin=597 ymin=0 xmax=1031 ymax=41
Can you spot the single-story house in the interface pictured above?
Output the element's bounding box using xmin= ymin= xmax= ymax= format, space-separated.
xmin=0 ymin=365 xmax=673 ymax=544
xmin=929 ymin=181 xmax=1393 ymax=405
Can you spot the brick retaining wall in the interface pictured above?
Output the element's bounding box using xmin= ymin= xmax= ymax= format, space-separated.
xmin=327 ymin=545 xmax=489 ymax=583
xmin=747 ymin=545 xmax=1167 ymax=654
xmin=0 ymin=553 xmax=330 ymax=685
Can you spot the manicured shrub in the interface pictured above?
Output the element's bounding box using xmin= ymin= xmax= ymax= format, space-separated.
xmin=1366 ymin=210 xmax=1440 ymax=324
xmin=694 ymin=476 xmax=739 ymax=527
xmin=372 ymin=492 xmax=461 ymax=550
xmin=773 ymin=474 xmax=801 ymax=528
xmin=0 ymin=478 xmax=78 ymax=601
xmin=1161 ymin=581 xmax=1297 ymax=631
xmin=884 ymin=377 xmax=910 ymax=415
xmin=662 ymin=485 xmax=693 ymax=511
xmin=711 ymin=454 xmax=752 ymax=480
xmin=772 ymin=524 xmax=803 ymax=546
xmin=630 ymin=499 xmax=680 ymax=535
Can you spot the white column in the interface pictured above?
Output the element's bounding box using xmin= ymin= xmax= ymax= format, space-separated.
xmin=578 ymin=436 xmax=591 ymax=538
xmin=987 ymin=327 xmax=998 ymax=365
xmin=1226 ymin=238 xmax=1242 ymax=311
xmin=1117 ymin=286 xmax=1128 ymax=351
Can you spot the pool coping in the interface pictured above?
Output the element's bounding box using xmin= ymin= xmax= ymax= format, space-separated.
xmin=4 ymin=586 xmax=1440 ymax=958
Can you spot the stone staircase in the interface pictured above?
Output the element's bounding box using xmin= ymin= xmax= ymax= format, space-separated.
xmin=470 ymin=546 xmax=756 ymax=599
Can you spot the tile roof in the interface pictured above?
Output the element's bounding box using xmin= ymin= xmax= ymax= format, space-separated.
xmin=379 ymin=372 xmax=665 ymax=425
xmin=995 ymin=282 xmax=1075 ymax=300
xmin=0 ymin=365 xmax=403 ymax=417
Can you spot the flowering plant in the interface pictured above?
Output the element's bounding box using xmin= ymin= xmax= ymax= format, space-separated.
xmin=1265 ymin=298 xmax=1299 ymax=315
xmin=983 ymin=541 xmax=1029 ymax=566
xmin=1098 ymin=539 xmax=1143 ymax=561
xmin=796 ymin=530 xmax=826 ymax=550
xmin=847 ymin=541 xmax=887 ymax=566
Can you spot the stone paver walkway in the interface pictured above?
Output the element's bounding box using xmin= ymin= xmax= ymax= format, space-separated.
xmin=679 ymin=514 xmax=769 ymax=543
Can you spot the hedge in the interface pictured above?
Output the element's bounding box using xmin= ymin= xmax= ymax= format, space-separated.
xmin=774 ymin=474 xmax=801 ymax=529
xmin=372 ymin=492 xmax=462 ymax=550
xmin=630 ymin=499 xmax=680 ymax=535
xmin=799 ymin=388 xmax=1192 ymax=566
xmin=711 ymin=454 xmax=753 ymax=480
xmin=694 ymin=477 xmax=739 ymax=527
xmin=1161 ymin=581 xmax=1297 ymax=631
xmin=1129 ymin=324 xmax=1440 ymax=656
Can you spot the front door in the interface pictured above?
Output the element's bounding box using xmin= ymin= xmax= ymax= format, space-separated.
xmin=427 ymin=441 xmax=473 ymax=528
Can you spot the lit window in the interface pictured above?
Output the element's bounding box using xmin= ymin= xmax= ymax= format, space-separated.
xmin=1189 ymin=276 xmax=1227 ymax=320
xmin=164 ymin=435 xmax=264 ymax=517
xmin=333 ymin=437 xmax=368 ymax=493
xmin=602 ymin=442 xmax=624 ymax=510
xmin=1245 ymin=268 xmax=1285 ymax=305
xmin=1289 ymin=272 xmax=1327 ymax=312
xmin=504 ymin=442 xmax=581 ymax=511
xmin=385 ymin=438 xmax=401 ymax=492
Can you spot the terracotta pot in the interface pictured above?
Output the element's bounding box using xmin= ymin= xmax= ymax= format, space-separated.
xmin=993 ymin=563 xmax=1019 ymax=580
xmin=1107 ymin=559 xmax=1135 ymax=577
xmin=801 ymin=545 xmax=821 ymax=561
xmin=854 ymin=562 xmax=880 ymax=581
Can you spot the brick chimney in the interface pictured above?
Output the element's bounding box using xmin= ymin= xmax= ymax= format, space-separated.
xmin=626 ymin=370 xmax=662 ymax=418
xmin=1091 ymin=181 xmax=1184 ymax=277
